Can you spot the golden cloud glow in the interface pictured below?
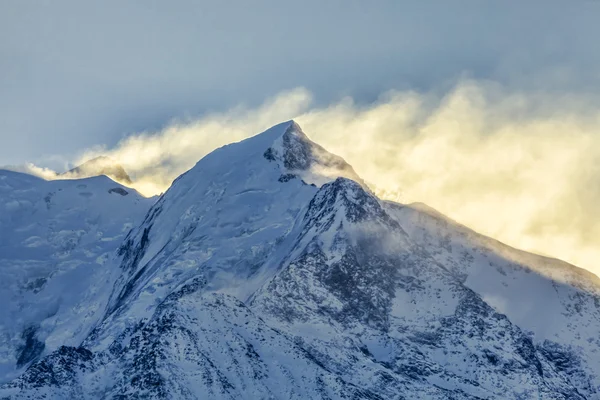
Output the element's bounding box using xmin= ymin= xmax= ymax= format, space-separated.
xmin=12 ymin=81 xmax=600 ymax=275
xmin=298 ymin=82 xmax=600 ymax=276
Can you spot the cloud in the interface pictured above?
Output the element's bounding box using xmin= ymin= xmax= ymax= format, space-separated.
xmin=2 ymin=1 xmax=600 ymax=166
xmin=298 ymin=81 xmax=600 ymax=276
xmin=6 ymin=81 xmax=600 ymax=276
xmin=71 ymin=88 xmax=313 ymax=196
xmin=3 ymin=163 xmax=60 ymax=181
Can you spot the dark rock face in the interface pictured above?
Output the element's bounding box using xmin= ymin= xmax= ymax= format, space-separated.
xmin=16 ymin=327 xmax=45 ymax=367
xmin=4 ymin=345 xmax=94 ymax=400
xmin=281 ymin=122 xmax=314 ymax=171
xmin=103 ymin=200 xmax=166 ymax=318
xmin=278 ymin=173 xmax=296 ymax=182
xmin=263 ymin=122 xmax=367 ymax=188
xmin=109 ymin=187 xmax=129 ymax=196
xmin=304 ymin=178 xmax=394 ymax=227
xmin=263 ymin=147 xmax=276 ymax=162
xmin=281 ymin=123 xmax=357 ymax=176
xmin=319 ymin=248 xmax=396 ymax=329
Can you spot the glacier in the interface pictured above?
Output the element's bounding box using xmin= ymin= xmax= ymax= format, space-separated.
xmin=0 ymin=121 xmax=599 ymax=399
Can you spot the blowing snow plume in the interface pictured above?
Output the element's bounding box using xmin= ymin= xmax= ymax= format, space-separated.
xmin=61 ymin=156 xmax=132 ymax=184
xmin=7 ymin=81 xmax=600 ymax=275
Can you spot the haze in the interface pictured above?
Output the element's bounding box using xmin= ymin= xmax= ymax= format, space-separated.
xmin=1 ymin=1 xmax=599 ymax=274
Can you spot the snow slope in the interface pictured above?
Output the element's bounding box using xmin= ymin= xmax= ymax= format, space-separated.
xmin=386 ymin=202 xmax=600 ymax=395
xmin=0 ymin=170 xmax=153 ymax=382
xmin=1 ymin=121 xmax=599 ymax=399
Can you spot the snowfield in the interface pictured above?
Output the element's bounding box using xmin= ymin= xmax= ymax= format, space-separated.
xmin=1 ymin=121 xmax=599 ymax=399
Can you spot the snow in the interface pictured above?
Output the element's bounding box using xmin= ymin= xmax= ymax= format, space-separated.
xmin=0 ymin=170 xmax=154 ymax=382
xmin=1 ymin=120 xmax=599 ymax=399
xmin=385 ymin=200 xmax=600 ymax=392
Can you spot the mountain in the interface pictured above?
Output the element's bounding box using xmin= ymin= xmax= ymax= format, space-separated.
xmin=0 ymin=170 xmax=153 ymax=383
xmin=61 ymin=156 xmax=133 ymax=185
xmin=1 ymin=121 xmax=599 ymax=399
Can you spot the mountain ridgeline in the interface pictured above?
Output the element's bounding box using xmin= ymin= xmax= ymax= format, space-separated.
xmin=61 ymin=155 xmax=133 ymax=184
xmin=1 ymin=121 xmax=599 ymax=399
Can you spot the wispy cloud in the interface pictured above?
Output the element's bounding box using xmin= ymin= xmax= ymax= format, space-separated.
xmin=7 ymin=81 xmax=600 ymax=275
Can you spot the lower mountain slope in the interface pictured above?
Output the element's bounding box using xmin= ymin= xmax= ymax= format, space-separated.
xmin=0 ymin=170 xmax=153 ymax=383
xmin=386 ymin=202 xmax=600 ymax=396
xmin=250 ymin=178 xmax=588 ymax=399
xmin=1 ymin=121 xmax=598 ymax=399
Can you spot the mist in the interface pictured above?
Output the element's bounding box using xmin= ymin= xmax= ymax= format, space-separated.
xmin=9 ymin=80 xmax=600 ymax=275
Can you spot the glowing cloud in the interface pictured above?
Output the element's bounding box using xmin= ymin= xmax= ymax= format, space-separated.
xmin=72 ymin=88 xmax=313 ymax=196
xmin=6 ymin=81 xmax=600 ymax=274
xmin=297 ymin=81 xmax=600 ymax=276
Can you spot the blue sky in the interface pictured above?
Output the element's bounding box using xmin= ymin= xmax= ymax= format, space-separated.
xmin=2 ymin=1 xmax=600 ymax=273
xmin=2 ymin=0 xmax=599 ymax=166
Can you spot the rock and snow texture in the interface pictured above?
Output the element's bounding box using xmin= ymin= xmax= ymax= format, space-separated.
xmin=1 ymin=120 xmax=599 ymax=399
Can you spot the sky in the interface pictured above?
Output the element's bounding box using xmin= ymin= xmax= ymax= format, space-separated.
xmin=1 ymin=1 xmax=600 ymax=273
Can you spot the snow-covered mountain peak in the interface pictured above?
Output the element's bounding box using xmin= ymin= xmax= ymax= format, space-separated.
xmin=4 ymin=121 xmax=600 ymax=399
xmin=61 ymin=155 xmax=132 ymax=184
xmin=155 ymin=120 xmax=368 ymax=233
xmin=263 ymin=120 xmax=366 ymax=188
xmin=0 ymin=169 xmax=153 ymax=382
xmin=301 ymin=178 xmax=399 ymax=242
